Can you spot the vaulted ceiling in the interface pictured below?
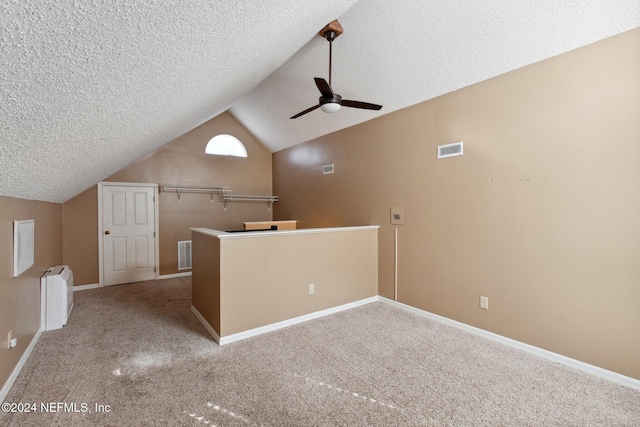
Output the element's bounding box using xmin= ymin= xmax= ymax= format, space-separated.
xmin=1 ymin=1 xmax=638 ymax=203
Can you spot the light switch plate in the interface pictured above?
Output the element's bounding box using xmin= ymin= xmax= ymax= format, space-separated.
xmin=391 ymin=206 xmax=403 ymax=225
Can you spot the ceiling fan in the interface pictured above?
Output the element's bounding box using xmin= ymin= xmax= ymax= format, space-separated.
xmin=290 ymin=20 xmax=383 ymax=119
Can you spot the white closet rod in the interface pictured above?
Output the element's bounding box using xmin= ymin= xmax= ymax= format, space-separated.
xmin=161 ymin=185 xmax=231 ymax=193
xmin=222 ymin=195 xmax=278 ymax=202
xmin=160 ymin=184 xmax=231 ymax=201
xmin=221 ymin=195 xmax=278 ymax=211
xmin=159 ymin=185 xmax=278 ymax=208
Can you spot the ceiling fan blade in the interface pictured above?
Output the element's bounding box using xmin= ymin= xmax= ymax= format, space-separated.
xmin=290 ymin=104 xmax=320 ymax=119
xmin=314 ymin=77 xmax=334 ymax=98
xmin=342 ymin=100 xmax=383 ymax=111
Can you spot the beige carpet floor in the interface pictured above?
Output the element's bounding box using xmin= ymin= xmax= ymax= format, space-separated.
xmin=1 ymin=277 xmax=639 ymax=426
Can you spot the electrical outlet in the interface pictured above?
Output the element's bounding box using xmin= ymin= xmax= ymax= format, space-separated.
xmin=309 ymin=284 xmax=315 ymax=295
xmin=7 ymin=330 xmax=12 ymax=349
xmin=480 ymin=296 xmax=489 ymax=310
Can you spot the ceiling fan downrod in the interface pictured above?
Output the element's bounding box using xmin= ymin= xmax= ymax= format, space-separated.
xmin=325 ymin=30 xmax=336 ymax=88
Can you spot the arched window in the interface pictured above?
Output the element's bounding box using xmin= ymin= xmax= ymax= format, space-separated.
xmin=205 ymin=134 xmax=247 ymax=157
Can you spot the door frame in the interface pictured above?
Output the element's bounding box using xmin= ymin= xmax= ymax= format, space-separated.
xmin=98 ymin=182 xmax=160 ymax=287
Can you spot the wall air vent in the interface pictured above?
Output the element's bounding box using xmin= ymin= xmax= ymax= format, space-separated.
xmin=323 ymin=164 xmax=335 ymax=174
xmin=437 ymin=141 xmax=464 ymax=159
xmin=178 ymin=240 xmax=192 ymax=270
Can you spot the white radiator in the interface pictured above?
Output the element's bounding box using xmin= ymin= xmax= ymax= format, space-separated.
xmin=41 ymin=265 xmax=74 ymax=331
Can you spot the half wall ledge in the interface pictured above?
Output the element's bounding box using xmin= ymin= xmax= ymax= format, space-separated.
xmin=190 ymin=226 xmax=379 ymax=342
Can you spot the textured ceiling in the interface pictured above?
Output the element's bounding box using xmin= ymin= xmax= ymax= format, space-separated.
xmin=1 ymin=1 xmax=639 ymax=203
xmin=0 ymin=0 xmax=358 ymax=202
xmin=231 ymin=0 xmax=640 ymax=152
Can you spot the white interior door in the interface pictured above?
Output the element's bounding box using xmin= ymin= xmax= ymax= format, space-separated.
xmin=102 ymin=184 xmax=157 ymax=286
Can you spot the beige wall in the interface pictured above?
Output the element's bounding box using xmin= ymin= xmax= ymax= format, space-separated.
xmin=273 ymin=29 xmax=640 ymax=380
xmin=62 ymin=186 xmax=98 ymax=285
xmin=0 ymin=196 xmax=62 ymax=389
xmin=192 ymin=231 xmax=221 ymax=334
xmin=63 ymin=112 xmax=273 ymax=282
xmin=192 ymin=227 xmax=378 ymax=338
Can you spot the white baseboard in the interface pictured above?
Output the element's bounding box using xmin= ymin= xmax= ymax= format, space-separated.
xmin=218 ymin=296 xmax=379 ymax=346
xmin=74 ymin=273 xmax=191 ymax=290
xmin=379 ymin=297 xmax=640 ymax=391
xmin=1 ymin=328 xmax=42 ymax=403
xmin=191 ymin=305 xmax=221 ymax=343
xmin=159 ymin=272 xmax=192 ymax=280
xmin=191 ymin=296 xmax=379 ymax=346
xmin=73 ymin=283 xmax=101 ymax=291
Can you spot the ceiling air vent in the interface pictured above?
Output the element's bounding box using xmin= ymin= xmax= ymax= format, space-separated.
xmin=323 ymin=164 xmax=335 ymax=174
xmin=437 ymin=141 xmax=463 ymax=159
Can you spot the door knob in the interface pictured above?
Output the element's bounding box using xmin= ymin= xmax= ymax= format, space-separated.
xmin=105 ymin=230 xmax=110 ymax=235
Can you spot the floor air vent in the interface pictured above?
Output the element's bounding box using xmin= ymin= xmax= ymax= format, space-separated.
xmin=437 ymin=141 xmax=463 ymax=159
xmin=178 ymin=240 xmax=192 ymax=270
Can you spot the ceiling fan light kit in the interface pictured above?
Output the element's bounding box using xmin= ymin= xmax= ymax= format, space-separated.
xmin=320 ymin=95 xmax=342 ymax=113
xmin=320 ymin=103 xmax=341 ymax=113
xmin=290 ymin=20 xmax=382 ymax=119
